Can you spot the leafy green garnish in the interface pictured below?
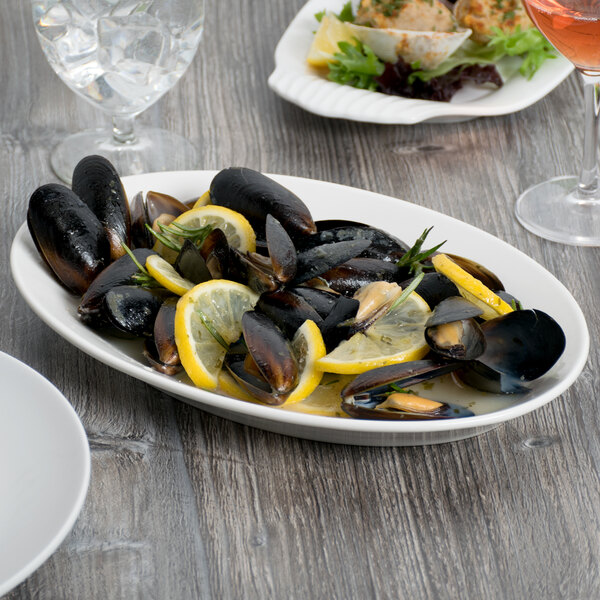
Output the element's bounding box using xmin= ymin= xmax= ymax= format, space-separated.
xmin=388 ymin=383 xmax=417 ymax=395
xmin=389 ymin=271 xmax=424 ymax=311
xmin=121 ymin=242 xmax=164 ymax=288
xmin=145 ymin=221 xmax=213 ymax=253
xmin=315 ymin=2 xmax=355 ymax=23
xmin=396 ymin=227 xmax=445 ymax=276
xmin=328 ymin=40 xmax=385 ymax=91
xmin=410 ymin=28 xmax=556 ymax=83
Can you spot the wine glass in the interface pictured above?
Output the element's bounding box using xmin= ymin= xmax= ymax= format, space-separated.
xmin=32 ymin=0 xmax=205 ymax=183
xmin=514 ymin=0 xmax=600 ymax=245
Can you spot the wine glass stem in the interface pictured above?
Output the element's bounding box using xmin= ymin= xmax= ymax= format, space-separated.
xmin=576 ymin=72 xmax=600 ymax=198
xmin=112 ymin=115 xmax=137 ymax=145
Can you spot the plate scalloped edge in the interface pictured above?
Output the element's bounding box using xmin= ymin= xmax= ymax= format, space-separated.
xmin=10 ymin=170 xmax=590 ymax=446
xmin=267 ymin=0 xmax=574 ymax=124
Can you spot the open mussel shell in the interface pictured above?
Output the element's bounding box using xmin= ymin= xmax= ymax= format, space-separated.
xmin=103 ymin=285 xmax=173 ymax=338
xmin=175 ymin=240 xmax=212 ymax=284
xmin=320 ymin=258 xmax=402 ymax=296
xmin=149 ymin=297 xmax=180 ymax=370
xmin=478 ymin=309 xmax=566 ymax=381
xmin=341 ymin=395 xmax=474 ymax=420
xmin=242 ymin=311 xmax=298 ymax=395
xmin=199 ymin=228 xmax=231 ymax=279
xmin=319 ymin=295 xmax=360 ymax=351
xmin=292 ymin=239 xmax=372 ymax=285
xmin=224 ymin=355 xmax=287 ymax=406
xmin=290 ymin=287 xmax=339 ymax=318
xmin=347 ymin=23 xmax=472 ymax=70
xmin=130 ymin=190 xmax=188 ymax=248
xmin=143 ymin=338 xmax=182 ymax=376
xmin=424 ymin=296 xmax=486 ymax=360
xmin=72 ymin=155 xmax=131 ymax=261
xmin=298 ymin=223 xmax=408 ymax=263
xmin=445 ymin=253 xmax=505 ymax=291
xmin=210 ymin=167 xmax=317 ymax=239
xmin=78 ymin=248 xmax=155 ymax=328
xmin=28 ymin=183 xmax=110 ymax=295
xmin=265 ymin=214 xmax=297 ymax=283
xmin=256 ymin=290 xmax=322 ymax=340
xmin=456 ymin=362 xmax=529 ymax=394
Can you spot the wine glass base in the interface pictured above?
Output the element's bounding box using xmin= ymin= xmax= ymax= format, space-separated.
xmin=515 ymin=175 xmax=600 ymax=246
xmin=50 ymin=128 xmax=199 ymax=184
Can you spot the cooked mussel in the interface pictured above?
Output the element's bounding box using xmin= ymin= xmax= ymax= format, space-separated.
xmin=28 ymin=183 xmax=110 ymax=295
xmin=71 ymin=155 xmax=131 ymax=261
xmin=143 ymin=297 xmax=181 ymax=374
xmin=256 ymin=290 xmax=322 ymax=340
xmin=266 ymin=214 xmax=297 ymax=283
xmin=424 ymin=296 xmax=486 ymax=361
xmin=210 ymin=167 xmax=317 ymax=238
xmin=78 ymin=248 xmax=155 ymax=328
xmin=130 ymin=190 xmax=189 ymax=248
xmin=340 ymin=359 xmax=473 ymax=420
xmin=320 ymin=258 xmax=402 ymax=296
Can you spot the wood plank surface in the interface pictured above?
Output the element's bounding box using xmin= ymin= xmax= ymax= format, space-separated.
xmin=2 ymin=1 xmax=599 ymax=599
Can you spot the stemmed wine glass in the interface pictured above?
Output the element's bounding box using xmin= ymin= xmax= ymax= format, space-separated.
xmin=32 ymin=0 xmax=205 ymax=183
xmin=515 ymin=0 xmax=600 ymax=245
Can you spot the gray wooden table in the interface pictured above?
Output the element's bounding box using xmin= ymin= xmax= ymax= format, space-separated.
xmin=2 ymin=1 xmax=599 ymax=598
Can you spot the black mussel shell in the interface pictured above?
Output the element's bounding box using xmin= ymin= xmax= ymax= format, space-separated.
xmin=265 ymin=214 xmax=297 ymax=283
xmin=224 ymin=356 xmax=287 ymax=406
xmin=292 ymin=239 xmax=372 ymax=285
xmin=290 ymin=287 xmax=339 ymax=318
xmin=456 ymin=362 xmax=529 ymax=394
xmin=478 ymin=309 xmax=566 ymax=381
xmin=425 ymin=296 xmax=484 ymax=327
xmin=399 ymin=272 xmax=459 ymax=310
xmin=199 ymin=228 xmax=231 ymax=279
xmin=72 ymin=155 xmax=130 ymax=261
xmin=152 ymin=297 xmax=180 ymax=367
xmin=342 ymin=359 xmax=462 ymax=398
xmin=320 ymin=258 xmax=401 ymax=296
xmin=256 ymin=290 xmax=322 ymax=340
xmin=319 ymin=295 xmax=359 ymax=351
xmin=103 ymin=285 xmax=173 ymax=338
xmin=175 ymin=240 xmax=212 ymax=284
xmin=229 ymin=249 xmax=279 ymax=295
xmin=78 ymin=248 xmax=155 ymax=328
xmin=210 ymin=167 xmax=317 ymax=239
xmin=28 ymin=183 xmax=110 ymax=295
xmin=298 ymin=223 xmax=408 ymax=262
xmin=242 ymin=311 xmax=298 ymax=394
xmin=143 ymin=338 xmax=182 ymax=376
xmin=341 ymin=395 xmax=474 ymax=420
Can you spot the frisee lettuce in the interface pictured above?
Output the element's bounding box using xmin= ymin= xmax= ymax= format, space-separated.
xmin=328 ymin=40 xmax=384 ymax=91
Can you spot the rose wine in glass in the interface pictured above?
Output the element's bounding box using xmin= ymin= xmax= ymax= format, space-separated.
xmin=515 ymin=0 xmax=600 ymax=245
xmin=32 ymin=0 xmax=205 ymax=183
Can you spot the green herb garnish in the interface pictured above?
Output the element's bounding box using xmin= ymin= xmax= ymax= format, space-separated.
xmin=389 ymin=271 xmax=425 ymax=311
xmin=315 ymin=1 xmax=355 ymax=22
xmin=145 ymin=221 xmax=213 ymax=254
xmin=196 ymin=309 xmax=230 ymax=351
xmin=396 ymin=227 xmax=445 ymax=276
xmin=121 ymin=242 xmax=164 ymax=288
xmin=328 ymin=40 xmax=385 ymax=91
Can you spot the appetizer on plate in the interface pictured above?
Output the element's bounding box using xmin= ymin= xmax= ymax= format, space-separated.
xmin=307 ymin=0 xmax=556 ymax=101
xmin=26 ymin=156 xmax=566 ymax=420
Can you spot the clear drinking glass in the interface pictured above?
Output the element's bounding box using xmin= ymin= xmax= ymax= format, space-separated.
xmin=514 ymin=0 xmax=600 ymax=246
xmin=32 ymin=0 xmax=205 ymax=183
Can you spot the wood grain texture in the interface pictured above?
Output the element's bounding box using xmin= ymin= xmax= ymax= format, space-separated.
xmin=2 ymin=0 xmax=600 ymax=599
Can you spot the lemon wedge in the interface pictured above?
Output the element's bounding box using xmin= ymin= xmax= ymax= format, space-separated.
xmin=145 ymin=254 xmax=195 ymax=296
xmin=283 ymin=320 xmax=326 ymax=405
xmin=315 ymin=292 xmax=431 ymax=374
xmin=174 ymin=280 xmax=259 ymax=390
xmin=307 ymin=13 xmax=355 ymax=68
xmin=432 ymin=253 xmax=513 ymax=320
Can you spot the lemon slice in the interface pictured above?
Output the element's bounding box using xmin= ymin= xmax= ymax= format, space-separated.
xmin=145 ymin=254 xmax=195 ymax=296
xmin=432 ymin=254 xmax=513 ymax=320
xmin=154 ymin=204 xmax=256 ymax=263
xmin=193 ymin=190 xmax=211 ymax=208
xmin=307 ymin=13 xmax=355 ymax=68
xmin=175 ymin=280 xmax=259 ymax=389
xmin=282 ymin=320 xmax=326 ymax=405
xmin=316 ymin=292 xmax=431 ymax=374
xmin=281 ymin=374 xmax=352 ymax=417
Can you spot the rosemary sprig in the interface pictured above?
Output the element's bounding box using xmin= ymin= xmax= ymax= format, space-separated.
xmin=196 ymin=309 xmax=230 ymax=351
xmin=121 ymin=242 xmax=165 ymax=288
xmin=389 ymin=271 xmax=425 ymax=311
xmin=396 ymin=227 xmax=446 ymax=275
xmin=388 ymin=383 xmax=417 ymax=395
xmin=145 ymin=221 xmax=214 ymax=253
